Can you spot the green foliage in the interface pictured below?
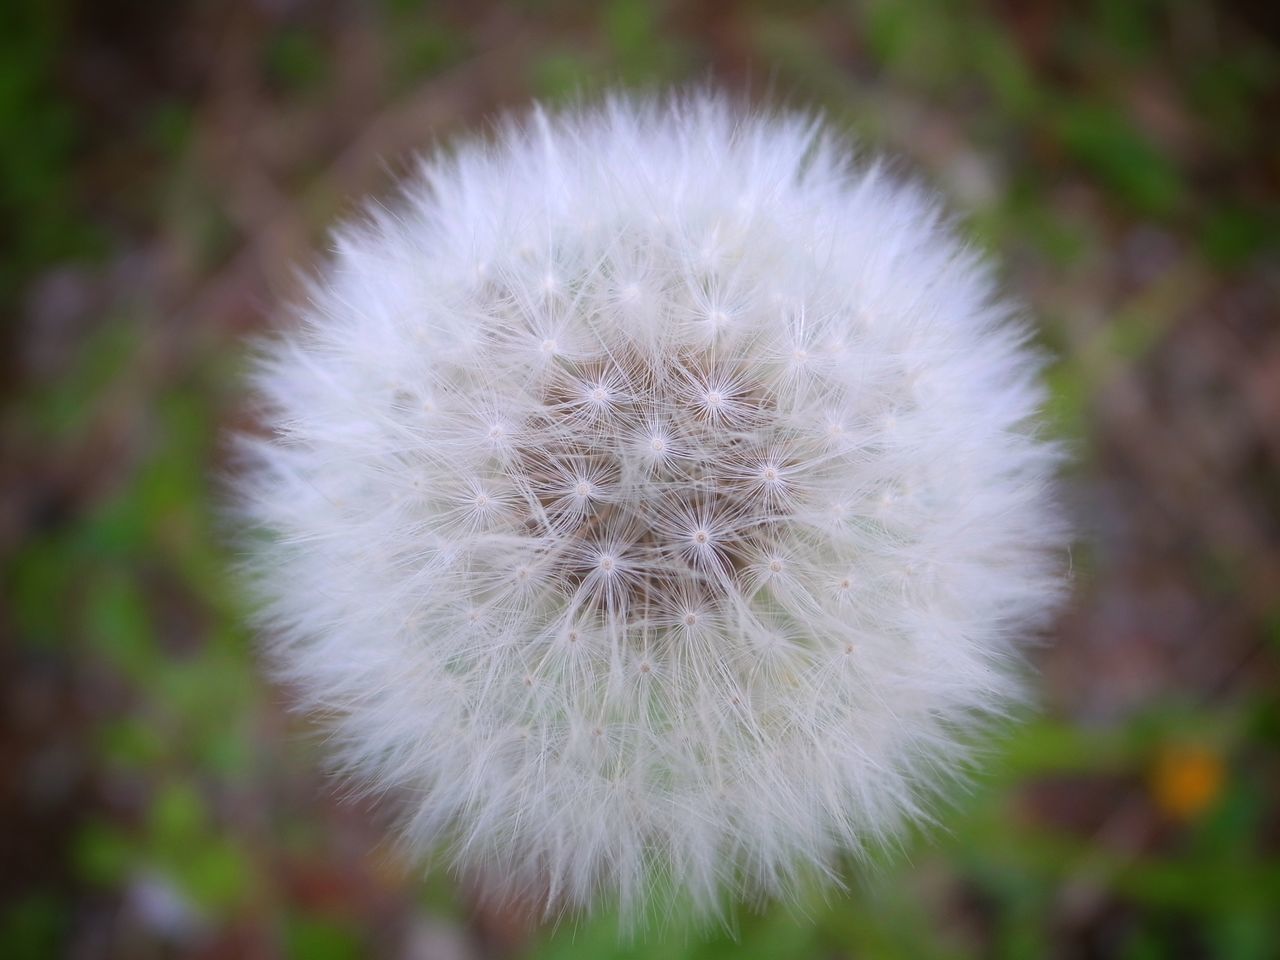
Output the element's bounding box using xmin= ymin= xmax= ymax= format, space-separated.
xmin=388 ymin=14 xmax=470 ymax=89
xmin=0 ymin=894 xmax=65 ymax=960
xmin=532 ymin=51 xmax=602 ymax=99
xmin=264 ymin=28 xmax=331 ymax=95
xmin=285 ymin=916 xmax=366 ymax=960
xmin=1053 ymin=103 xmax=1184 ymax=217
xmin=0 ymin=0 xmax=101 ymax=306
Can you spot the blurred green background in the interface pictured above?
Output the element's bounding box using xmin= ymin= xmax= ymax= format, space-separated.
xmin=3 ymin=1 xmax=1278 ymax=957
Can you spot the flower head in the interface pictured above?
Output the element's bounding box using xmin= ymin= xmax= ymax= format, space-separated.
xmin=239 ymin=93 xmax=1064 ymax=920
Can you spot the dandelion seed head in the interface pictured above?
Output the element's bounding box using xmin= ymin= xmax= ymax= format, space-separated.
xmin=239 ymin=92 xmax=1065 ymax=923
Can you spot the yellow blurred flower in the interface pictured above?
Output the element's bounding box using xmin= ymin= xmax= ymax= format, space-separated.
xmin=1150 ymin=744 xmax=1225 ymax=821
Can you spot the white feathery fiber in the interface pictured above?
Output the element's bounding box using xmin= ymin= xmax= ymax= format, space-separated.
xmin=238 ymin=92 xmax=1065 ymax=921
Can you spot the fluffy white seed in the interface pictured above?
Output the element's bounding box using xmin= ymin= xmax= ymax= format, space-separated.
xmin=238 ymin=92 xmax=1065 ymax=922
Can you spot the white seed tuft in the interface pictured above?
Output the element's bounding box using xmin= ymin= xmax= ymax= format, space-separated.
xmin=238 ymin=92 xmax=1066 ymax=923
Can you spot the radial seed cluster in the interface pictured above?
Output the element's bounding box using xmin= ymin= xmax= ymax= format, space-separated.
xmin=240 ymin=94 xmax=1063 ymax=919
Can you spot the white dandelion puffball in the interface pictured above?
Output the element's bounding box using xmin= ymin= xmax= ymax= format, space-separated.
xmin=241 ymin=94 xmax=1063 ymax=919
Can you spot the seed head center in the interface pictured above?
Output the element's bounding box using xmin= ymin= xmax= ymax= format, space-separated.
xmin=506 ymin=350 xmax=803 ymax=621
